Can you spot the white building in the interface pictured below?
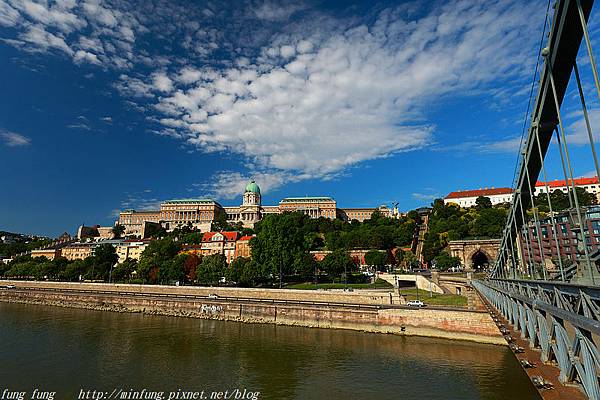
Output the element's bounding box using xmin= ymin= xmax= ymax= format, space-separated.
xmin=444 ymin=176 xmax=600 ymax=208
xmin=534 ymin=176 xmax=600 ymax=201
xmin=444 ymin=188 xmax=514 ymax=208
xmin=115 ymin=240 xmax=151 ymax=263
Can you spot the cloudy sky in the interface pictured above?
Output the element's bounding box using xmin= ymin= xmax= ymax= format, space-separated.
xmin=2 ymin=0 xmax=600 ymax=236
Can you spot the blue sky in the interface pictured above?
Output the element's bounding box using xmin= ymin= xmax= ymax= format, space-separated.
xmin=2 ymin=0 xmax=600 ymax=237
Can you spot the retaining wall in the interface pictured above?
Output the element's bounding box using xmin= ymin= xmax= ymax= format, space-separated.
xmin=0 ymin=281 xmax=504 ymax=345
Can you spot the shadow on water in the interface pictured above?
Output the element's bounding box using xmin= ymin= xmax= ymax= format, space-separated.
xmin=0 ymin=302 xmax=540 ymax=400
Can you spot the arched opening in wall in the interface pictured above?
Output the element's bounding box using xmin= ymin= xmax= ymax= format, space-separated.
xmin=471 ymin=251 xmax=489 ymax=270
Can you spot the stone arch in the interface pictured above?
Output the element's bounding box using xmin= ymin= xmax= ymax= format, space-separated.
xmin=447 ymin=239 xmax=500 ymax=270
xmin=468 ymin=248 xmax=491 ymax=270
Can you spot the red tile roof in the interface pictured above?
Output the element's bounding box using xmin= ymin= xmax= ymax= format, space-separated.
xmin=445 ymin=187 xmax=513 ymax=199
xmin=535 ymin=176 xmax=599 ymax=188
xmin=446 ymin=176 xmax=599 ymax=200
xmin=201 ymin=231 xmax=239 ymax=242
xmin=239 ymin=235 xmax=254 ymax=241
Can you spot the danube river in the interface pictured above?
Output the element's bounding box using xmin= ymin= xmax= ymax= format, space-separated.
xmin=0 ymin=302 xmax=540 ymax=400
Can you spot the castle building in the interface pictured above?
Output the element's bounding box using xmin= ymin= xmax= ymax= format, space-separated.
xmin=118 ymin=180 xmax=398 ymax=236
xmin=224 ymin=181 xmax=268 ymax=228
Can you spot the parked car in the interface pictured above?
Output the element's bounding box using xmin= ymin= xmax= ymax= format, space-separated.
xmin=208 ymin=293 xmax=219 ymax=299
xmin=406 ymin=300 xmax=425 ymax=307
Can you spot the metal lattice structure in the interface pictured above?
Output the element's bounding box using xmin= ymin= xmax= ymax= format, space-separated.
xmin=473 ymin=0 xmax=600 ymax=398
xmin=475 ymin=279 xmax=600 ymax=398
xmin=491 ymin=0 xmax=597 ymax=282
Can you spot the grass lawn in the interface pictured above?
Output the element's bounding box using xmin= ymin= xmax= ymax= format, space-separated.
xmin=400 ymin=288 xmax=467 ymax=307
xmin=287 ymin=279 xmax=393 ymax=290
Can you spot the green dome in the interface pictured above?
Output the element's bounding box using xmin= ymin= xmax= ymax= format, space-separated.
xmin=245 ymin=180 xmax=261 ymax=194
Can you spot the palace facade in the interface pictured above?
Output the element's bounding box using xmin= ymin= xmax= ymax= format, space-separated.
xmin=118 ymin=180 xmax=399 ymax=236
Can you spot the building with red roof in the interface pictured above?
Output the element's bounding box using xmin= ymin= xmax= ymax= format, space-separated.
xmin=181 ymin=231 xmax=253 ymax=264
xmin=444 ymin=187 xmax=514 ymax=208
xmin=534 ymin=176 xmax=600 ymax=200
xmin=444 ymin=176 xmax=600 ymax=208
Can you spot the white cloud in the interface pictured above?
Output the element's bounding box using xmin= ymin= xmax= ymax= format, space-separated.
xmin=114 ymin=74 xmax=154 ymax=98
xmin=296 ymin=40 xmax=313 ymax=53
xmin=124 ymin=0 xmax=540 ymax=190
xmin=252 ymin=1 xmax=306 ymax=21
xmin=279 ymin=44 xmax=295 ymax=58
xmin=74 ymin=49 xmax=100 ymax=64
xmin=82 ymin=0 xmax=118 ymax=27
xmin=0 ymin=2 xmax=20 ymax=27
xmin=21 ymin=24 xmax=74 ymax=55
xmin=412 ymin=192 xmax=440 ymax=202
xmin=0 ymin=0 xmax=547 ymax=197
xmin=17 ymin=0 xmax=86 ymax=33
xmin=152 ymin=72 xmax=174 ymax=92
xmin=566 ymin=108 xmax=600 ymax=145
xmin=177 ymin=66 xmax=203 ymax=84
xmin=1 ymin=130 xmax=31 ymax=147
xmin=2 ymin=0 xmax=143 ymax=67
xmin=67 ymin=123 xmax=91 ymax=131
xmin=111 ymin=191 xmax=162 ymax=217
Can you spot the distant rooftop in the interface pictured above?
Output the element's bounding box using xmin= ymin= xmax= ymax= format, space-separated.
xmin=163 ymin=198 xmax=217 ymax=204
xmin=445 ymin=188 xmax=513 ymax=199
xmin=280 ymin=197 xmax=335 ymax=203
xmin=536 ymin=176 xmax=599 ymax=188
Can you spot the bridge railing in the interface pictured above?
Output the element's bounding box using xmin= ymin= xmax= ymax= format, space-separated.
xmin=474 ymin=279 xmax=600 ymax=399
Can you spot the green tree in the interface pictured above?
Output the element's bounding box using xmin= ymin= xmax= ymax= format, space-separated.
xmin=472 ymin=208 xmax=506 ymax=238
xmin=535 ymin=187 xmax=597 ymax=212
xmin=320 ymin=249 xmax=354 ymax=281
xmin=63 ymin=259 xmax=92 ymax=281
xmin=292 ymin=252 xmax=317 ymax=280
xmin=160 ymin=253 xmax=187 ymax=284
xmin=251 ymin=212 xmax=310 ymax=287
xmin=196 ymin=254 xmax=227 ymax=286
xmin=400 ymin=250 xmax=419 ymax=270
xmin=364 ymin=249 xmax=387 ymax=271
xmin=227 ymin=257 xmax=265 ymax=287
xmin=112 ymin=224 xmax=126 ymax=239
xmin=433 ymin=251 xmax=461 ymax=271
xmin=138 ymin=239 xmax=181 ymax=283
xmin=112 ymin=258 xmax=138 ymax=282
xmin=92 ymin=243 xmax=119 ymax=281
xmin=476 ymin=196 xmax=493 ymax=210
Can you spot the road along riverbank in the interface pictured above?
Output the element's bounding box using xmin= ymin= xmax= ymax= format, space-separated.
xmin=0 ymin=280 xmax=504 ymax=345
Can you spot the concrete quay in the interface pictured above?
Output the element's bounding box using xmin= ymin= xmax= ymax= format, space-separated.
xmin=0 ymin=280 xmax=505 ymax=345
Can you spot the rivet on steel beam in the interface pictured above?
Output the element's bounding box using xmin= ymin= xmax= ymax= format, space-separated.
xmin=541 ymin=47 xmax=550 ymax=57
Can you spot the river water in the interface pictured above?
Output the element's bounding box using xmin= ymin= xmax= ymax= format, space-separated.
xmin=0 ymin=302 xmax=540 ymax=400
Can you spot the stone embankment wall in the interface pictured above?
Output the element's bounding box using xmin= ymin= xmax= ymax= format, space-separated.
xmin=0 ymin=281 xmax=504 ymax=345
xmin=1 ymin=280 xmax=399 ymax=304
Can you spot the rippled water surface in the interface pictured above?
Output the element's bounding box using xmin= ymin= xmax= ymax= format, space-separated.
xmin=0 ymin=302 xmax=540 ymax=400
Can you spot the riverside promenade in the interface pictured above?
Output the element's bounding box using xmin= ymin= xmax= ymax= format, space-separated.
xmin=0 ymin=280 xmax=504 ymax=344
